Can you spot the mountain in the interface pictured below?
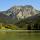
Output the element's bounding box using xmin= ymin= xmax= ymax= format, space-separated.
xmin=2 ymin=5 xmax=38 ymax=20
xmin=0 ymin=5 xmax=40 ymax=30
xmin=0 ymin=13 xmax=10 ymax=18
xmin=0 ymin=5 xmax=40 ymax=24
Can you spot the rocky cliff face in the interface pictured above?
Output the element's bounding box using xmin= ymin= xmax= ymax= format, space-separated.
xmin=3 ymin=5 xmax=38 ymax=20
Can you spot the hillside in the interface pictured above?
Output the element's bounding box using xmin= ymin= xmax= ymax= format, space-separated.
xmin=15 ymin=13 xmax=40 ymax=30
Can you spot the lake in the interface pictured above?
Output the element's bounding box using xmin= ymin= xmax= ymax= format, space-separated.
xmin=0 ymin=30 xmax=40 ymax=40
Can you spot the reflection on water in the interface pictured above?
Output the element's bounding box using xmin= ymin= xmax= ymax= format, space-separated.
xmin=0 ymin=31 xmax=40 ymax=40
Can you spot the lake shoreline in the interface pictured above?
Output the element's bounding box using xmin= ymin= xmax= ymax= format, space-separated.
xmin=0 ymin=30 xmax=40 ymax=32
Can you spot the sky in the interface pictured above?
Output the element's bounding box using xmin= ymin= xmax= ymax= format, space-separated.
xmin=0 ymin=0 xmax=40 ymax=11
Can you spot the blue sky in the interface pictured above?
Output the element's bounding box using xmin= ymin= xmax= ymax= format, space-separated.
xmin=0 ymin=0 xmax=40 ymax=11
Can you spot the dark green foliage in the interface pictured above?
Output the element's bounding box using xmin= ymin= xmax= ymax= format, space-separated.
xmin=15 ymin=13 xmax=40 ymax=30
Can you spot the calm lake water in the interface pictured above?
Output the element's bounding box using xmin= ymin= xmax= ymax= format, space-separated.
xmin=0 ymin=30 xmax=40 ymax=40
